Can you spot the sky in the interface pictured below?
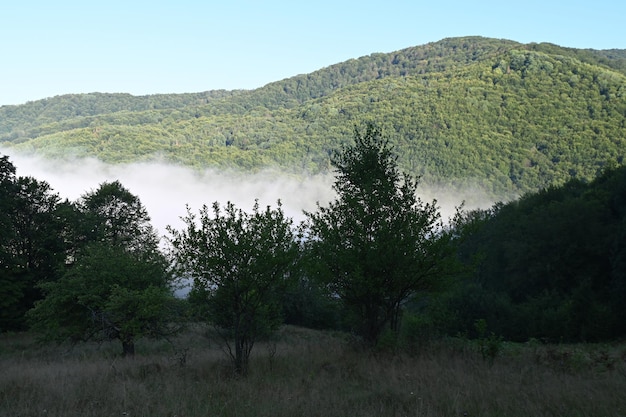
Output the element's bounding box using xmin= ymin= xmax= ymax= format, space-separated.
xmin=1 ymin=0 xmax=625 ymax=107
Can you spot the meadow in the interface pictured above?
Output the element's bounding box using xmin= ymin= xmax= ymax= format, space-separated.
xmin=1 ymin=325 xmax=625 ymax=417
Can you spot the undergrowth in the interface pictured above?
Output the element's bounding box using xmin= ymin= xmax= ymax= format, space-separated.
xmin=1 ymin=325 xmax=625 ymax=417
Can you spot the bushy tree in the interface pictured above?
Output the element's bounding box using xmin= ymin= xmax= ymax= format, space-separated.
xmin=29 ymin=243 xmax=175 ymax=355
xmin=441 ymin=165 xmax=626 ymax=342
xmin=28 ymin=181 xmax=176 ymax=355
xmin=0 ymin=155 xmax=20 ymax=330
xmin=78 ymin=180 xmax=159 ymax=252
xmin=168 ymin=200 xmax=299 ymax=375
xmin=304 ymin=124 xmax=455 ymax=346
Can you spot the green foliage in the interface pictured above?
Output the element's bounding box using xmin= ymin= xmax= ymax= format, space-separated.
xmin=28 ymin=242 xmax=175 ymax=355
xmin=1 ymin=37 xmax=624 ymax=197
xmin=441 ymin=165 xmax=626 ymax=342
xmin=25 ymin=181 xmax=176 ymax=355
xmin=78 ymin=180 xmax=160 ymax=252
xmin=0 ymin=91 xmax=242 ymax=140
xmin=474 ymin=319 xmax=503 ymax=363
xmin=281 ymin=276 xmax=342 ymax=330
xmin=2 ymin=35 xmax=626 ymax=349
xmin=304 ymin=124 xmax=457 ymax=346
xmin=0 ymin=155 xmax=63 ymax=331
xmin=168 ymin=200 xmax=300 ymax=375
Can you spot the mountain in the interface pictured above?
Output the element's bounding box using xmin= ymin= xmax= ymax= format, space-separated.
xmin=1 ymin=36 xmax=624 ymax=198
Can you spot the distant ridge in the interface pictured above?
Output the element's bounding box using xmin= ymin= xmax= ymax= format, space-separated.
xmin=1 ymin=36 xmax=624 ymax=198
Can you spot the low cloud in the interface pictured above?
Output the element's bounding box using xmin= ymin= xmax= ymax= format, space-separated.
xmin=1 ymin=149 xmax=336 ymax=236
xmin=1 ymin=149 xmax=495 ymax=238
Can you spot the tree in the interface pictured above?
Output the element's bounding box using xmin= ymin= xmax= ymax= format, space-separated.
xmin=29 ymin=243 xmax=175 ymax=356
xmin=0 ymin=154 xmax=63 ymax=331
xmin=441 ymin=167 xmax=626 ymax=342
xmin=168 ymin=200 xmax=299 ymax=375
xmin=304 ymin=124 xmax=454 ymax=346
xmin=28 ymin=181 xmax=176 ymax=355
xmin=0 ymin=155 xmax=20 ymax=330
xmin=78 ymin=180 xmax=158 ymax=253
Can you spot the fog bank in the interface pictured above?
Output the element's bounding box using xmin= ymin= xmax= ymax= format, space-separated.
xmin=1 ymin=149 xmax=495 ymax=236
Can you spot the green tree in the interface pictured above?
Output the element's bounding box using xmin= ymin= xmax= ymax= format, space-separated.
xmin=78 ymin=180 xmax=159 ymax=252
xmin=442 ymin=166 xmax=626 ymax=342
xmin=29 ymin=243 xmax=175 ymax=356
xmin=0 ymin=155 xmax=63 ymax=331
xmin=28 ymin=181 xmax=176 ymax=355
xmin=304 ymin=124 xmax=454 ymax=346
xmin=0 ymin=155 xmax=19 ymax=329
xmin=168 ymin=200 xmax=299 ymax=375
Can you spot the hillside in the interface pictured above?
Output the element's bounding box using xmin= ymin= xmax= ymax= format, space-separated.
xmin=1 ymin=36 xmax=624 ymax=198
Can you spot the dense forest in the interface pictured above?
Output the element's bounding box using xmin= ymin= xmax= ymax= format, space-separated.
xmin=423 ymin=164 xmax=626 ymax=343
xmin=1 ymin=35 xmax=626 ymax=350
xmin=2 ymin=135 xmax=626 ymax=346
xmin=1 ymin=36 xmax=625 ymax=198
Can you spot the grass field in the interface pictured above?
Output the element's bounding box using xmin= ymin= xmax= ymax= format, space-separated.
xmin=1 ymin=325 xmax=625 ymax=417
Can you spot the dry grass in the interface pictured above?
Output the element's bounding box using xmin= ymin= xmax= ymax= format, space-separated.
xmin=1 ymin=326 xmax=626 ymax=417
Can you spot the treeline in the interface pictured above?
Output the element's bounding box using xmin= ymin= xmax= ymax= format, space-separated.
xmin=1 ymin=37 xmax=624 ymax=198
xmin=2 ymin=128 xmax=626 ymax=362
xmin=0 ymin=154 xmax=178 ymax=356
xmin=0 ymin=90 xmax=243 ymax=139
xmin=428 ymin=163 xmax=626 ymax=342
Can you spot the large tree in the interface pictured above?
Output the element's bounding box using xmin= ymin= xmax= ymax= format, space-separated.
xmin=29 ymin=242 xmax=175 ymax=356
xmin=78 ymin=180 xmax=159 ymax=252
xmin=304 ymin=124 xmax=454 ymax=346
xmin=28 ymin=181 xmax=176 ymax=355
xmin=443 ymin=166 xmax=626 ymax=342
xmin=168 ymin=200 xmax=299 ymax=375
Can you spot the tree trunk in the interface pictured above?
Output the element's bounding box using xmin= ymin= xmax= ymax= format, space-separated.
xmin=363 ymin=304 xmax=384 ymax=347
xmin=234 ymin=338 xmax=248 ymax=375
xmin=235 ymin=338 xmax=243 ymax=374
xmin=389 ymin=303 xmax=403 ymax=334
xmin=122 ymin=337 xmax=135 ymax=357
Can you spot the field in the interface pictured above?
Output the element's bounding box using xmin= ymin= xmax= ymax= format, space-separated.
xmin=1 ymin=325 xmax=625 ymax=417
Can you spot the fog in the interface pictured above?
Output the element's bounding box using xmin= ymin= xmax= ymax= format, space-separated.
xmin=1 ymin=149 xmax=495 ymax=237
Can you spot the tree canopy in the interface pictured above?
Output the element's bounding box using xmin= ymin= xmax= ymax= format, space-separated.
xmin=168 ymin=200 xmax=299 ymax=374
xmin=27 ymin=181 xmax=176 ymax=355
xmin=304 ymin=124 xmax=456 ymax=346
xmin=0 ymin=156 xmax=63 ymax=330
xmin=28 ymin=242 xmax=175 ymax=355
xmin=436 ymin=164 xmax=626 ymax=342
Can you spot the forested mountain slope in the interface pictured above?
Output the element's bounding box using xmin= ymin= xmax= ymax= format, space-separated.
xmin=1 ymin=36 xmax=624 ymax=198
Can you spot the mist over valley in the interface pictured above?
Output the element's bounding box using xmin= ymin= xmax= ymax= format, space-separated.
xmin=3 ymin=0 xmax=626 ymax=409
xmin=1 ymin=148 xmax=494 ymax=237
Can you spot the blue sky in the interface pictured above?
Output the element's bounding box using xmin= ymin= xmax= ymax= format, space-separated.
xmin=1 ymin=0 xmax=624 ymax=106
